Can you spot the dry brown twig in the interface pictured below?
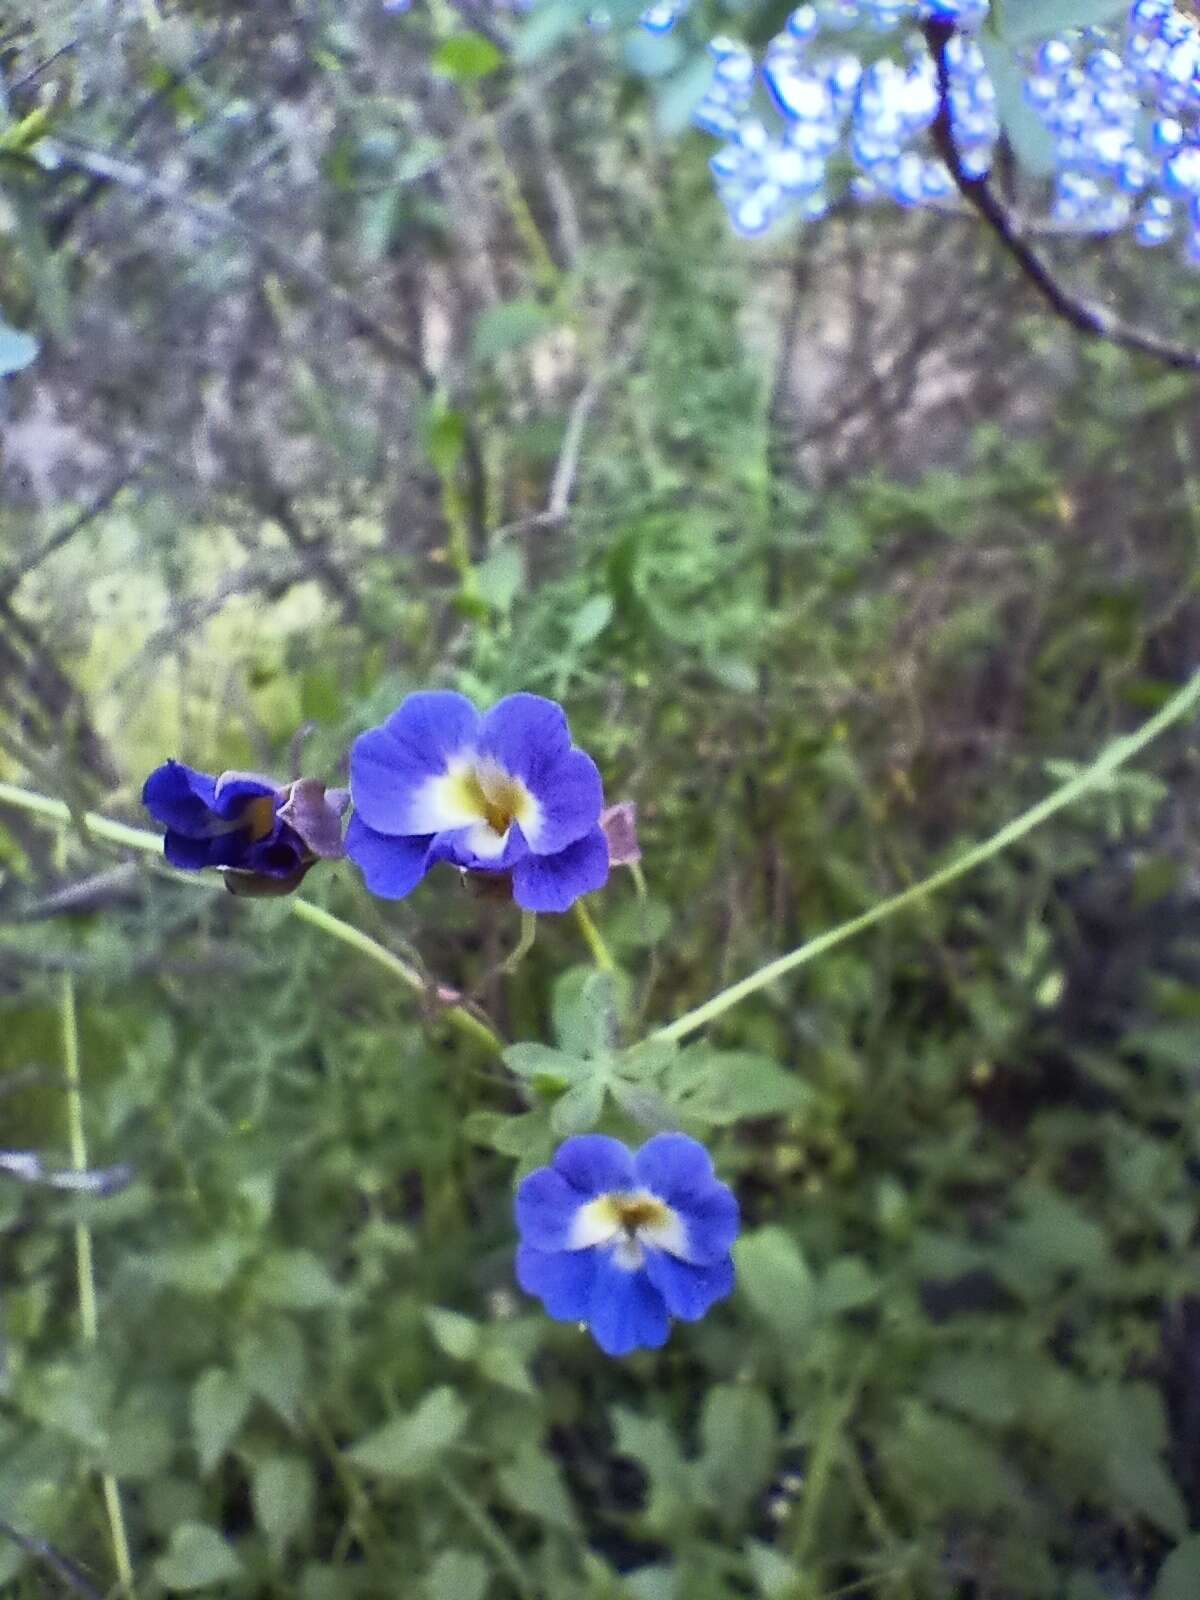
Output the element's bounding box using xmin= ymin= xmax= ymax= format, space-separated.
xmin=923 ymin=18 xmax=1200 ymax=374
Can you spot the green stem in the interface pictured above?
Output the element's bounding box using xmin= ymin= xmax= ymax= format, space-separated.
xmin=503 ymin=909 xmax=539 ymax=974
xmin=572 ymin=897 xmax=616 ymax=974
xmin=58 ymin=927 xmax=138 ymax=1598
xmin=652 ymin=671 xmax=1200 ymax=1044
xmin=438 ymin=1471 xmax=536 ymax=1600
xmin=0 ymin=782 xmax=502 ymax=1057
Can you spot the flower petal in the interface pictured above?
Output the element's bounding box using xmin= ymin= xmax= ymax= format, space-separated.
xmin=428 ymin=822 xmax=530 ymax=875
xmin=516 ymin=1244 xmax=597 ymax=1322
xmin=642 ymin=1249 xmax=735 ymax=1322
xmin=587 ymin=1255 xmax=670 ymax=1356
xmin=635 ymin=1133 xmax=740 ymax=1265
xmin=163 ymin=831 xmax=236 ymax=870
xmin=525 ymin=747 xmax=605 ymax=856
xmin=512 ymin=827 xmax=609 ymax=913
xmin=477 ymin=694 xmax=571 ymax=777
xmin=516 ymin=1168 xmax=589 ymax=1252
xmin=241 ymin=830 xmax=308 ymax=878
xmin=142 ymin=761 xmax=220 ymax=836
xmin=477 ymin=696 xmax=603 ymax=855
xmin=212 ymin=771 xmax=281 ymax=819
xmin=344 ymin=814 xmax=432 ymax=898
xmin=551 ymin=1135 xmax=635 ymax=1197
xmin=349 ymin=692 xmax=480 ymax=835
xmin=278 ymin=778 xmax=347 ymax=859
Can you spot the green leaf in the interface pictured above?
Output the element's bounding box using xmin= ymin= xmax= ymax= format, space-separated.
xmin=733 ymin=1227 xmax=816 ymax=1338
xmin=141 ymin=1236 xmax=248 ymax=1294
xmin=747 ymin=1541 xmax=802 ymax=1599
xmin=475 ymin=547 xmax=524 ymax=614
xmin=609 ymin=1077 xmax=677 ymax=1131
xmin=1154 ymin=1537 xmax=1200 ymax=1600
xmin=253 ymin=1456 xmax=315 ymax=1558
xmin=568 ymin=594 xmax=614 ymax=647
xmin=472 ymin=299 xmax=558 ymax=362
xmin=552 ymin=968 xmax=620 ymax=1057
xmin=923 ymin=1354 xmax=1019 ymax=1427
xmin=427 ymin=1550 xmax=489 ymax=1600
xmin=433 ymin=32 xmax=505 ymax=81
xmin=612 ymin=1409 xmax=693 ymax=1532
xmin=885 ymin=1403 xmax=1022 ymax=1515
xmin=817 ymin=1256 xmax=880 ymax=1317
xmin=348 ymin=1386 xmax=468 ymax=1479
xmin=498 ymin=1440 xmax=579 ymax=1532
xmin=700 ymin=1385 xmax=776 ymax=1517
xmin=680 ymin=1052 xmax=812 ymax=1125
xmin=425 ymin=1307 xmax=481 ymax=1361
xmin=155 ymin=1523 xmax=242 ymax=1591
xmin=550 ymin=1074 xmax=606 ymax=1136
xmin=617 ymin=1041 xmax=680 ymax=1081
xmin=994 ymin=0 xmax=1126 ymax=42
xmin=254 ymin=1249 xmax=342 ymax=1310
xmin=978 ymin=36 xmax=1056 ymax=177
xmin=191 ymin=1369 xmax=251 ymax=1476
xmin=0 ymin=322 xmax=38 ymax=376
xmin=236 ymin=1320 xmax=306 ymax=1424
xmin=995 ymin=1183 xmax=1109 ymax=1294
xmin=503 ymin=1043 xmax=590 ymax=1083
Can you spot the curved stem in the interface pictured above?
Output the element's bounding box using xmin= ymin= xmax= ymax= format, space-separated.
xmin=0 ymin=782 xmax=503 ymax=1056
xmin=652 ymin=672 xmax=1200 ymax=1045
xmin=573 ymin=897 xmax=617 ymax=974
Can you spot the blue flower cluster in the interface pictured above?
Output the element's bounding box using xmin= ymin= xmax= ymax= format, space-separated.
xmin=676 ymin=0 xmax=1200 ymax=264
xmin=143 ymin=692 xmax=610 ymax=912
xmin=141 ymin=702 xmax=739 ymax=1358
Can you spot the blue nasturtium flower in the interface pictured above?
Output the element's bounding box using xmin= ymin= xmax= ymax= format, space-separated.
xmin=345 ymin=691 xmax=610 ymax=914
xmin=142 ymin=763 xmax=347 ymax=895
xmin=515 ymin=1134 xmax=739 ymax=1356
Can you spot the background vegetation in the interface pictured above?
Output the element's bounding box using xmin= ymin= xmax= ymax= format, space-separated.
xmin=4 ymin=3 xmax=1200 ymax=1597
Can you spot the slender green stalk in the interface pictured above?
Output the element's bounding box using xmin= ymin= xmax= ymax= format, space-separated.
xmin=652 ymin=671 xmax=1200 ymax=1044
xmin=438 ymin=1472 xmax=536 ymax=1600
xmin=572 ymin=897 xmax=617 ymax=974
xmin=503 ymin=909 xmax=539 ymax=974
xmin=58 ymin=938 xmax=138 ymax=1598
xmin=0 ymin=782 xmax=502 ymax=1056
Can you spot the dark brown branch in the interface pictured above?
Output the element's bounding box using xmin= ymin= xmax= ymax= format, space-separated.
xmin=923 ymin=19 xmax=1200 ymax=374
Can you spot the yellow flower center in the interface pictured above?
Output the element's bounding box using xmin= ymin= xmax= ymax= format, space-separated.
xmin=239 ymin=794 xmax=279 ymax=842
xmin=596 ymin=1192 xmax=672 ymax=1236
xmin=461 ymin=763 xmax=528 ymax=835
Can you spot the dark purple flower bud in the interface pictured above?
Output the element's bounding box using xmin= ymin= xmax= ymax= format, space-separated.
xmin=600 ymin=802 xmax=641 ymax=866
xmin=141 ymin=760 xmax=348 ymax=896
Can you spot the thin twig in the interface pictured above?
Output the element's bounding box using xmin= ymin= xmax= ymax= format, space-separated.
xmin=923 ymin=19 xmax=1200 ymax=373
xmin=0 ymin=468 xmax=141 ymax=603
xmin=44 ymin=139 xmax=433 ymax=385
xmin=0 ymin=1520 xmax=105 ymax=1600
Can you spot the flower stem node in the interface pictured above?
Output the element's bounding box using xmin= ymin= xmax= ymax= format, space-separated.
xmin=515 ymin=1133 xmax=739 ymax=1356
xmin=346 ymin=691 xmax=610 ymax=913
xmin=141 ymin=761 xmax=348 ymax=896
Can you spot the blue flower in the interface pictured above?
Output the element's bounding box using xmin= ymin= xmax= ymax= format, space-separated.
xmin=345 ymin=691 xmax=610 ymax=914
xmin=142 ymin=763 xmax=347 ymax=894
xmin=515 ymin=1133 xmax=739 ymax=1356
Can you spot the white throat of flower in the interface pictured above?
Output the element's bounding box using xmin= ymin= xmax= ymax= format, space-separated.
xmin=570 ymin=1190 xmax=689 ymax=1271
xmin=408 ymin=753 xmax=542 ymax=857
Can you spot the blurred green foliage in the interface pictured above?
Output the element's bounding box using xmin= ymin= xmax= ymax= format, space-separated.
xmin=4 ymin=4 xmax=1200 ymax=1599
